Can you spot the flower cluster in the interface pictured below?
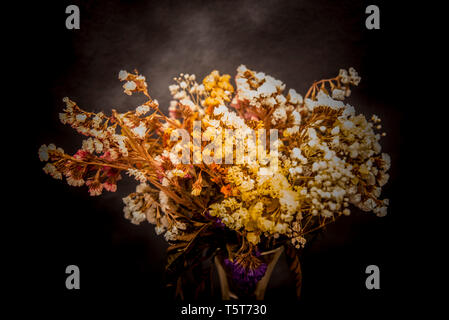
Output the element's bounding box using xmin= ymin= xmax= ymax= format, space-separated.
xmin=208 ymin=66 xmax=390 ymax=248
xmin=224 ymin=253 xmax=268 ymax=292
xmin=39 ymin=65 xmax=390 ymax=292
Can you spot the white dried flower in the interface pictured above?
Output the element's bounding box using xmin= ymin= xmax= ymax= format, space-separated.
xmin=332 ymin=88 xmax=345 ymax=100
xmin=118 ymin=70 xmax=128 ymax=81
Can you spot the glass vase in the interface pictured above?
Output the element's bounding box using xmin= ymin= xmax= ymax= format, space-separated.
xmin=214 ymin=246 xmax=284 ymax=300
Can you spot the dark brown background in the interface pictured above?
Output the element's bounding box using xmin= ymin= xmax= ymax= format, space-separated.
xmin=10 ymin=0 xmax=421 ymax=316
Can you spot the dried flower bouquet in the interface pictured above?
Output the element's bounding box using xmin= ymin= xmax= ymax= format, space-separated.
xmin=39 ymin=65 xmax=390 ymax=298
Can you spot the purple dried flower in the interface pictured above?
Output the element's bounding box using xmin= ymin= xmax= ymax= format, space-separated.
xmin=204 ymin=210 xmax=225 ymax=229
xmin=224 ymin=257 xmax=267 ymax=291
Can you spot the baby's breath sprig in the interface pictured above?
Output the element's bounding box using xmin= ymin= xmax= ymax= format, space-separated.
xmin=304 ymin=67 xmax=361 ymax=102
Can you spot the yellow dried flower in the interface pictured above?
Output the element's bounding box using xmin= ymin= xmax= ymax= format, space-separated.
xmin=202 ymin=70 xmax=234 ymax=114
